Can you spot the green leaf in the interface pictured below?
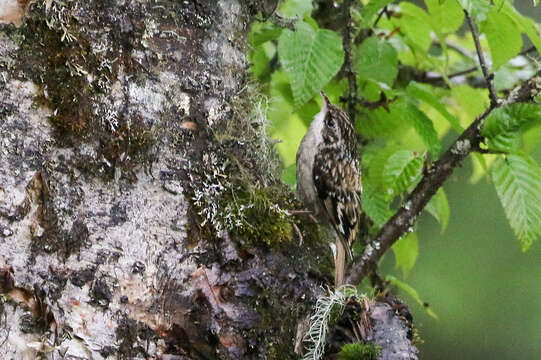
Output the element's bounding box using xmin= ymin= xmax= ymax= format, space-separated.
xmin=400 ymin=100 xmax=442 ymax=156
xmin=355 ymin=102 xmax=408 ymax=140
xmin=501 ymin=2 xmax=541 ymax=52
xmin=362 ymin=142 xmax=401 ymax=189
xmin=480 ymin=8 xmax=523 ymax=70
xmin=249 ymin=44 xmax=271 ymax=79
xmin=249 ymin=22 xmax=283 ymax=47
xmin=387 ymin=275 xmax=439 ymax=319
xmin=278 ymin=22 xmax=344 ymax=107
xmin=482 ymin=103 xmax=541 ymax=152
xmin=407 ymin=82 xmax=463 ymax=132
xmin=392 ymin=233 xmax=419 ymax=277
xmin=425 ymin=188 xmax=450 ymax=232
xmin=491 ymin=154 xmax=541 ymax=251
xmin=363 ymin=186 xmax=393 ymax=228
xmin=456 ymin=0 xmax=491 ymax=21
xmin=356 ymin=0 xmax=394 ymax=28
xmin=383 ymin=150 xmax=424 ymax=200
xmin=355 ymin=37 xmax=399 ymax=86
xmin=425 ymin=0 xmax=465 ymax=34
xmin=279 ymin=0 xmax=313 ymax=18
xmin=399 ymin=3 xmax=432 ymax=51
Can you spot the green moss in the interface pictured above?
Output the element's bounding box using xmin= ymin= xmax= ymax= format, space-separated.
xmin=338 ymin=343 xmax=382 ymax=360
xmin=223 ymin=184 xmax=294 ymax=248
xmin=250 ymin=288 xmax=305 ymax=359
xmin=266 ymin=342 xmax=298 ymax=359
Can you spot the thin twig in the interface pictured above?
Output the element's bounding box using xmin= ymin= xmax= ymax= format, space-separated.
xmin=346 ymin=70 xmax=541 ymax=285
xmin=267 ymin=13 xmax=296 ymax=30
xmin=472 ymin=147 xmax=509 ymax=155
xmin=373 ymin=6 xmax=389 ymax=28
xmin=356 ymin=92 xmax=398 ymax=112
xmin=342 ymin=0 xmax=358 ymax=123
xmin=421 ymin=66 xmax=479 ymax=84
xmin=465 ymin=10 xmax=499 ymax=106
xmin=432 ymin=40 xmax=475 ymax=60
xmin=447 ymin=66 xmax=478 ymax=79
xmin=518 ymin=46 xmax=537 ymax=57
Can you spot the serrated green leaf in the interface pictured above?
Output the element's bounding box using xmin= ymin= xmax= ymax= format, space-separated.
xmin=491 ymin=154 xmax=541 ymax=251
xmin=279 ymin=0 xmax=313 ymax=18
xmin=278 ymin=22 xmax=344 ymax=107
xmin=425 ymin=0 xmax=464 ymax=34
xmin=363 ymin=186 xmax=393 ymax=228
xmin=355 ymin=102 xmax=408 ymax=140
xmin=383 ymin=150 xmax=424 ymax=199
xmin=401 ymin=101 xmax=442 ymax=155
xmin=399 ymin=3 xmax=432 ymax=51
xmin=482 ymin=103 xmax=541 ymax=152
xmin=425 ymin=188 xmax=450 ymax=232
xmin=480 ymin=8 xmax=523 ymax=70
xmin=356 ymin=0 xmax=394 ymax=28
xmin=407 ymin=82 xmax=463 ymax=132
xmin=392 ymin=233 xmax=419 ymax=277
xmin=456 ymin=0 xmax=491 ymax=21
xmin=387 ymin=275 xmax=439 ymax=319
xmin=362 ymin=142 xmax=401 ymax=188
xmin=355 ymin=37 xmax=398 ymax=86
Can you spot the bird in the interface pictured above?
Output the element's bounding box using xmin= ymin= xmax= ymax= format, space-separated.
xmin=296 ymin=92 xmax=362 ymax=287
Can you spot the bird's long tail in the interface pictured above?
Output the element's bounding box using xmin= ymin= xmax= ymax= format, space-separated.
xmin=334 ymin=238 xmax=350 ymax=287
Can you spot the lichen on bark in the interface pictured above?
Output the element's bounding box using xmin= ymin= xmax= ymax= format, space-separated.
xmin=0 ymin=1 xmax=333 ymax=359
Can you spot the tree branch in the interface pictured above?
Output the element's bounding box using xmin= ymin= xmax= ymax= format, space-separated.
xmin=465 ymin=10 xmax=499 ymax=106
xmin=346 ymin=69 xmax=541 ymax=285
xmin=342 ymin=0 xmax=358 ymax=123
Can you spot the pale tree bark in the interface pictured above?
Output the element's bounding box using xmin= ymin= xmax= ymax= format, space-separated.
xmin=0 ymin=1 xmax=417 ymax=359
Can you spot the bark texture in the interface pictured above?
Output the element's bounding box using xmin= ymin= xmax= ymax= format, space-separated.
xmin=0 ymin=1 xmax=418 ymax=359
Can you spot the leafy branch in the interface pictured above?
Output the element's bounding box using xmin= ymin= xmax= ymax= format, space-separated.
xmin=345 ymin=7 xmax=541 ymax=284
xmin=342 ymin=0 xmax=358 ymax=122
xmin=464 ymin=10 xmax=499 ymax=106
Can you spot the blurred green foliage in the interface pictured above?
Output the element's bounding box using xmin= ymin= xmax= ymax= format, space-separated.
xmin=249 ymin=0 xmax=541 ymax=357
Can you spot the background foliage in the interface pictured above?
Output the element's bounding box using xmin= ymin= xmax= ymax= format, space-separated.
xmin=249 ymin=0 xmax=541 ymax=358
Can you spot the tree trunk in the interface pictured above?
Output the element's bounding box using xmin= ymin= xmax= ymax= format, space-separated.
xmin=0 ymin=1 xmax=332 ymax=358
xmin=0 ymin=1 xmax=418 ymax=359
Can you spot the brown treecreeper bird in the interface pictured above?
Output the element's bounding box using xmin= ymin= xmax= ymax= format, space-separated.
xmin=296 ymin=92 xmax=362 ymax=287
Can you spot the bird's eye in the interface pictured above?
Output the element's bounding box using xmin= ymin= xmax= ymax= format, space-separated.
xmin=326 ymin=118 xmax=335 ymax=128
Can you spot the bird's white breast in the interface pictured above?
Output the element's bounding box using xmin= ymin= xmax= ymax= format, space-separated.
xmin=296 ymin=106 xmax=325 ymax=216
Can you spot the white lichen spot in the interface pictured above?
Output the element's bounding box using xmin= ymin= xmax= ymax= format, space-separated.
xmin=451 ymin=139 xmax=471 ymax=155
xmin=142 ymin=18 xmax=159 ymax=47
xmin=45 ymin=0 xmax=77 ymax=43
xmin=128 ymin=80 xmax=166 ymax=116
xmin=205 ymin=97 xmax=221 ymax=127
xmin=403 ymin=200 xmax=412 ymax=211
xmin=206 ymin=40 xmax=218 ymax=53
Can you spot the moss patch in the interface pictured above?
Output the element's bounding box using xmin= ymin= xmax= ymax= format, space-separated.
xmin=338 ymin=343 xmax=382 ymax=360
